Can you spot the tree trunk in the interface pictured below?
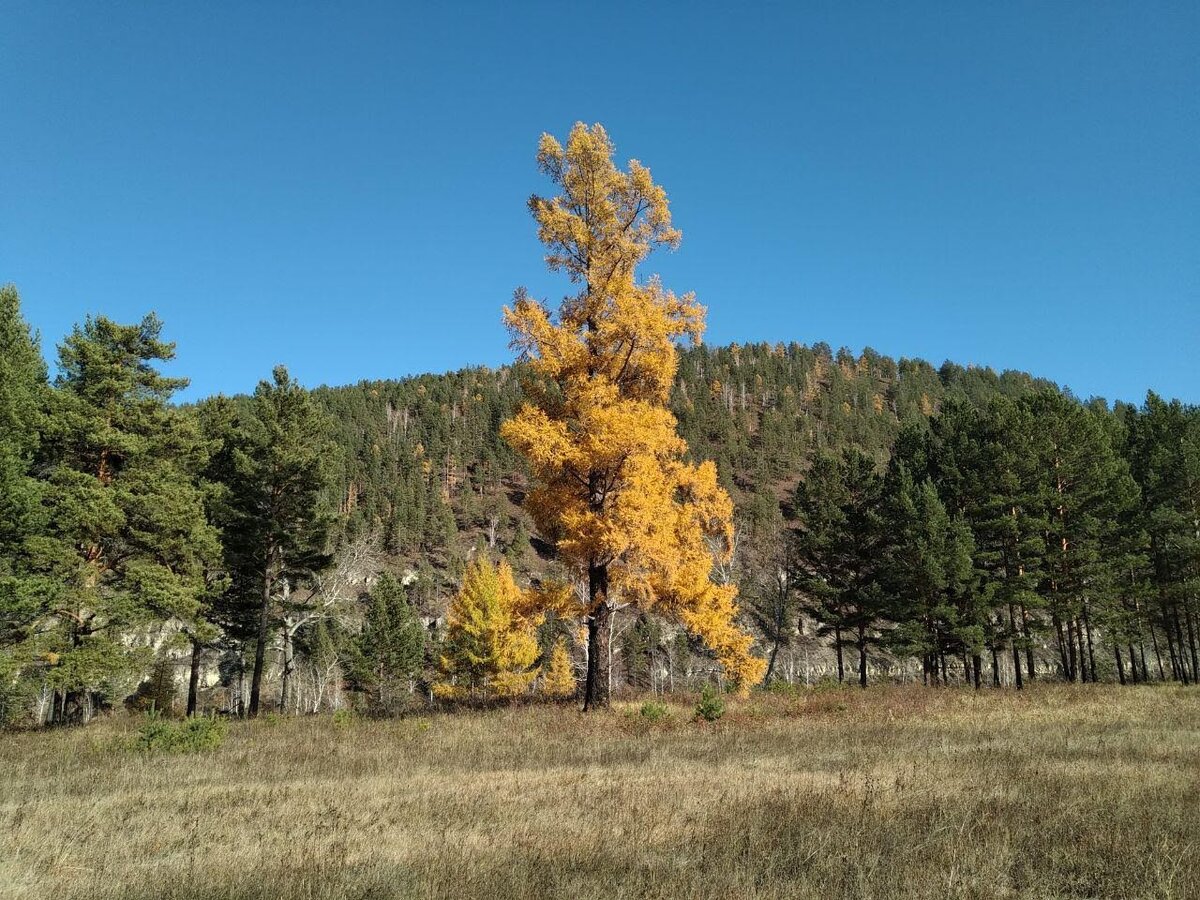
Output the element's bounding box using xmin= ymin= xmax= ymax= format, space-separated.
xmin=1149 ymin=624 xmax=1166 ymax=681
xmin=834 ymin=626 xmax=845 ymax=683
xmin=1008 ymin=604 xmax=1023 ymax=690
xmin=187 ymin=638 xmax=203 ymax=716
xmin=280 ymin=623 xmax=294 ymax=714
xmin=972 ymin=653 xmax=982 ymax=690
xmin=1114 ymin=646 xmax=1126 ymax=685
xmin=857 ymin=624 xmax=868 ymax=689
xmin=1127 ymin=643 xmax=1139 ymax=683
xmin=249 ymin=554 xmax=274 ymax=717
xmin=1053 ymin=613 xmax=1070 ymax=678
xmin=582 ymin=564 xmax=611 ymax=711
xmin=763 ymin=637 xmax=780 ymax=686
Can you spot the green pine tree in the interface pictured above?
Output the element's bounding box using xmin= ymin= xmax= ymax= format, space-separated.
xmin=216 ymin=366 xmax=333 ymax=717
xmin=34 ymin=314 xmax=220 ymax=723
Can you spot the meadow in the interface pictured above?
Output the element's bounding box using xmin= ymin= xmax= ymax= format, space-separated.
xmin=1 ymin=684 xmax=1196 ymax=900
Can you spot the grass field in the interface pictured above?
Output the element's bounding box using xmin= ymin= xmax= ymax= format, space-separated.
xmin=1 ymin=684 xmax=1197 ymax=899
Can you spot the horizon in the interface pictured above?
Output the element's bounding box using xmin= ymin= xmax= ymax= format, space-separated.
xmin=3 ymin=3 xmax=1197 ymax=405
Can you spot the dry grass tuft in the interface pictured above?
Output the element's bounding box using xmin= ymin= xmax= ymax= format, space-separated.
xmin=1 ymin=684 xmax=1196 ymax=899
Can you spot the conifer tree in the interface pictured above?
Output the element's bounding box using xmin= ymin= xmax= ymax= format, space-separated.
xmin=0 ymin=286 xmax=50 ymax=721
xmin=881 ymin=465 xmax=977 ymax=685
xmin=500 ymin=123 xmax=763 ymax=709
xmin=1028 ymin=391 xmax=1142 ymax=682
xmin=34 ymin=314 xmax=220 ymax=722
xmin=218 ymin=366 xmax=332 ymax=716
xmin=1124 ymin=393 xmax=1199 ymax=683
xmin=541 ymin=636 xmax=576 ymax=698
xmin=790 ymin=449 xmax=888 ymax=687
xmin=436 ymin=556 xmax=540 ymax=700
xmin=356 ymin=572 xmax=425 ymax=711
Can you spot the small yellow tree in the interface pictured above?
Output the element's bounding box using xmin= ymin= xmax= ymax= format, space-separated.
xmin=436 ymin=557 xmax=541 ymax=700
xmin=541 ymin=637 xmax=577 ymax=699
xmin=501 ymin=123 xmax=765 ymax=709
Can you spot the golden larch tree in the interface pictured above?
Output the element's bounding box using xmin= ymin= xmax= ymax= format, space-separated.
xmin=501 ymin=123 xmax=765 ymax=709
xmin=436 ymin=557 xmax=541 ymax=700
xmin=541 ymin=637 xmax=577 ymax=699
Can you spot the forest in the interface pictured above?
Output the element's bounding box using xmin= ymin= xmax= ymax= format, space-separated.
xmin=1 ymin=295 xmax=1197 ymax=727
xmin=1 ymin=124 xmax=1197 ymax=731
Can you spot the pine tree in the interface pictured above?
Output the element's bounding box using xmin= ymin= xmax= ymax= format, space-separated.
xmin=1124 ymin=393 xmax=1199 ymax=684
xmin=436 ymin=557 xmax=540 ymax=700
xmin=34 ymin=314 xmax=220 ymax=723
xmin=500 ymin=123 xmax=763 ymax=709
xmin=357 ymin=572 xmax=425 ymax=712
xmin=881 ymin=465 xmax=977 ymax=685
xmin=1028 ymin=392 xmax=1142 ymax=683
xmin=0 ymin=286 xmax=50 ymax=722
xmin=217 ymin=366 xmax=332 ymax=716
xmin=790 ymin=449 xmax=888 ymax=687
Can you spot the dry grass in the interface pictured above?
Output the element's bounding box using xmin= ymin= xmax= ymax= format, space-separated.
xmin=1 ymin=684 xmax=1197 ymax=899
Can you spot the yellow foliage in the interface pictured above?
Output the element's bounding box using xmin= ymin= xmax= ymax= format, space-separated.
xmin=437 ymin=557 xmax=542 ymax=700
xmin=501 ymin=123 xmax=765 ymax=692
xmin=541 ymin=638 xmax=577 ymax=698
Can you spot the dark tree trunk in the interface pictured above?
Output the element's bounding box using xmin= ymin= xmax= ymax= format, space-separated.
xmin=1114 ymin=646 xmax=1126 ymax=685
xmin=1008 ymin=604 xmax=1023 ymax=690
xmin=834 ymin=625 xmax=845 ymax=683
xmin=249 ymin=556 xmax=273 ymax=717
xmin=763 ymin=637 xmax=781 ymax=686
xmin=187 ymin=638 xmax=203 ymax=716
xmin=857 ymin=624 xmax=868 ymax=689
xmin=1053 ymin=613 xmax=1070 ymax=678
xmin=582 ymin=563 xmax=611 ymax=711
xmin=972 ymin=653 xmax=982 ymax=690
xmin=1149 ymin=624 xmax=1166 ymax=681
xmin=1127 ymin=643 xmax=1139 ymax=683
xmin=991 ymin=643 xmax=1001 ymax=687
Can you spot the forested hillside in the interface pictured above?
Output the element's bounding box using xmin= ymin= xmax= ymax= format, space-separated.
xmin=313 ymin=342 xmax=1058 ymax=577
xmin=3 ymin=280 xmax=1197 ymax=728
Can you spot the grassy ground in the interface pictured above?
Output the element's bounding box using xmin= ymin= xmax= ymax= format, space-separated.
xmin=0 ymin=684 xmax=1196 ymax=900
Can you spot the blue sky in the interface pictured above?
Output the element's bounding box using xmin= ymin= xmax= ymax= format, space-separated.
xmin=2 ymin=2 xmax=1196 ymax=403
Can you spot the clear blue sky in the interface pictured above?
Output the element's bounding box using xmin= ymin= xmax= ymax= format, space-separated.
xmin=2 ymin=2 xmax=1197 ymax=404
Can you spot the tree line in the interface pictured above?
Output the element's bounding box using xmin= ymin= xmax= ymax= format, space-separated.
xmin=2 ymin=287 xmax=1196 ymax=727
xmin=2 ymin=122 xmax=1197 ymax=725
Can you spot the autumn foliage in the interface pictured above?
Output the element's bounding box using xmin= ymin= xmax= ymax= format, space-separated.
xmin=540 ymin=637 xmax=576 ymax=699
xmin=436 ymin=557 xmax=541 ymax=700
xmin=501 ymin=123 xmax=765 ymax=705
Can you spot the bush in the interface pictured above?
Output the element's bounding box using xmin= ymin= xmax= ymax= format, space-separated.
xmin=765 ymin=678 xmax=799 ymax=697
xmin=136 ymin=712 xmax=227 ymax=753
xmin=639 ymin=700 xmax=670 ymax=723
xmin=694 ymin=684 xmax=726 ymax=722
xmin=332 ymin=707 xmax=357 ymax=728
